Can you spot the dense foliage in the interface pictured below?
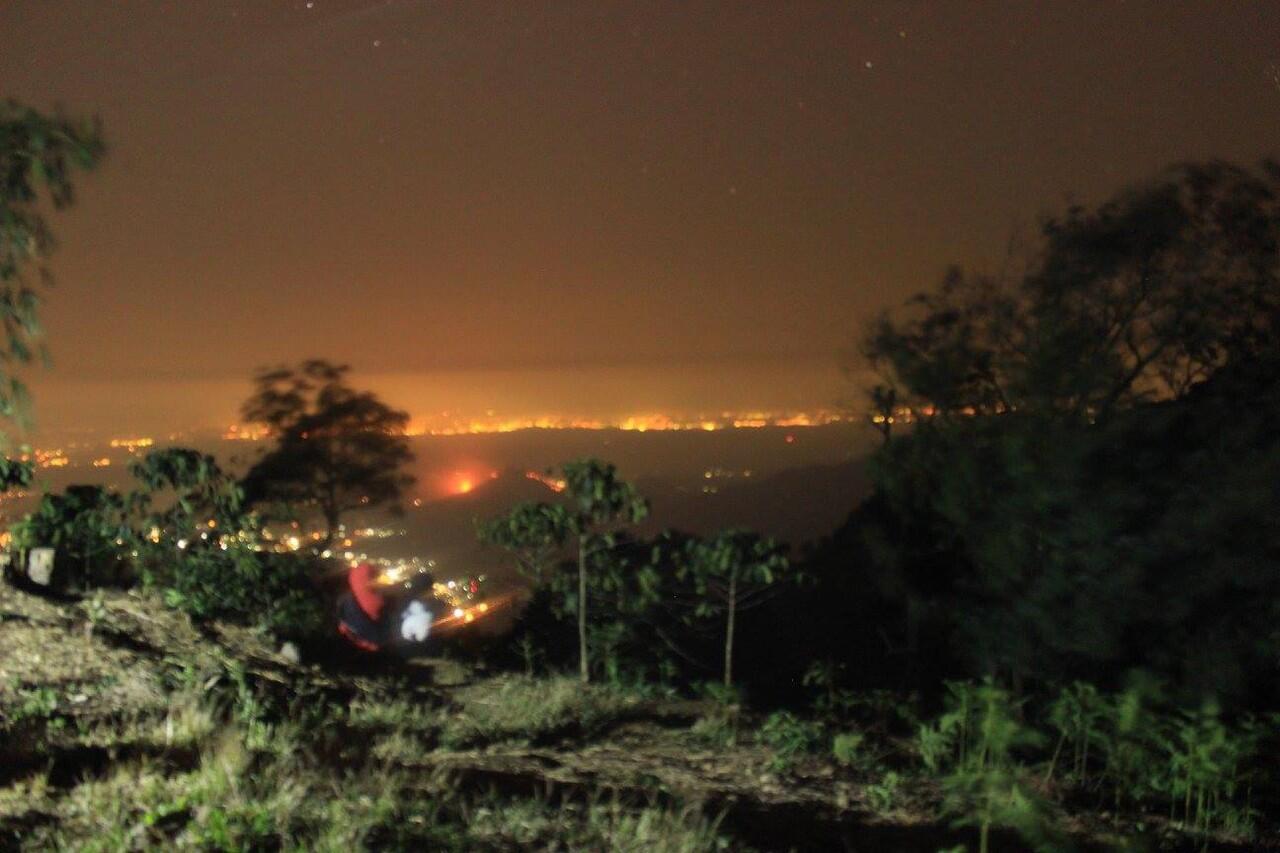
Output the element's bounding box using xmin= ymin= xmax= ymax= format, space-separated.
xmin=0 ymin=99 xmax=103 ymax=430
xmin=835 ymin=161 xmax=1280 ymax=705
xmin=9 ymin=484 xmax=129 ymax=587
xmin=10 ymin=447 xmax=324 ymax=637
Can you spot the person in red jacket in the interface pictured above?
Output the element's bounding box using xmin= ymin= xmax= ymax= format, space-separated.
xmin=337 ymin=561 xmax=438 ymax=652
xmin=338 ymin=562 xmax=388 ymax=651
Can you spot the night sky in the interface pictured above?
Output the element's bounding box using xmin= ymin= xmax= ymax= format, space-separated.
xmin=1 ymin=2 xmax=1277 ymax=432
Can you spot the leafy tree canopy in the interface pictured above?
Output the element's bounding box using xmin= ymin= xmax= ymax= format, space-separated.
xmin=0 ymin=99 xmax=103 ymax=427
xmin=671 ymin=528 xmax=792 ymax=688
xmin=864 ymin=160 xmax=1280 ymax=423
xmin=481 ymin=458 xmax=649 ymax=683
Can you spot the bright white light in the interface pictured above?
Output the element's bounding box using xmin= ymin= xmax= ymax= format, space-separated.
xmin=452 ymin=607 xmax=464 ymax=619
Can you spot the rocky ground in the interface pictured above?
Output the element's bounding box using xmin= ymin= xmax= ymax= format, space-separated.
xmin=0 ymin=580 xmax=1269 ymax=852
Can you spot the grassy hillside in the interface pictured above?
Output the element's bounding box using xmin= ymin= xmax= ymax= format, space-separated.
xmin=2 ymin=581 xmax=1269 ymax=852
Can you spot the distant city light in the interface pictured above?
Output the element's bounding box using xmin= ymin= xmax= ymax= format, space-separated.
xmin=109 ymin=437 xmax=154 ymax=451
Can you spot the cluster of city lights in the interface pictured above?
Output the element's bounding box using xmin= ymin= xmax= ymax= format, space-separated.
xmin=220 ymin=410 xmax=853 ymax=442
xmin=108 ymin=437 xmax=155 ymax=451
xmin=16 ymin=436 xmax=159 ymax=471
xmin=373 ymin=560 xmax=497 ymax=627
xmin=30 ymin=448 xmax=69 ymax=468
xmin=403 ymin=409 xmax=852 ymax=436
xmin=222 ymin=424 xmax=271 ymax=441
xmin=869 ymin=404 xmax=993 ymax=425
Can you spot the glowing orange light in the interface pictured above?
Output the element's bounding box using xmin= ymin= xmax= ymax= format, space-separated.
xmin=526 ymin=471 xmax=567 ymax=493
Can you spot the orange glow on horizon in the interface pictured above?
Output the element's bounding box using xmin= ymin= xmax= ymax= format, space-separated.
xmin=405 ymin=409 xmax=851 ymax=436
xmin=223 ymin=410 xmax=854 ymax=443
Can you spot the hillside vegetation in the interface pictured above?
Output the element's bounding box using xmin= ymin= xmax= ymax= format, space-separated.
xmin=3 ymin=580 xmax=1274 ymax=852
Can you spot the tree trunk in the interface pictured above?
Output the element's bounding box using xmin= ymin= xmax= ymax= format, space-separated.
xmin=320 ymin=476 xmax=339 ymax=553
xmin=578 ymin=537 xmax=589 ymax=684
xmin=320 ymin=503 xmax=340 ymax=553
xmin=724 ymin=569 xmax=737 ymax=689
xmin=1043 ymin=732 xmax=1066 ymax=786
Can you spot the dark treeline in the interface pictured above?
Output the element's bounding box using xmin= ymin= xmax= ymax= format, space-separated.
xmin=806 ymin=159 xmax=1280 ymax=712
xmin=490 ymin=161 xmax=1280 ymax=718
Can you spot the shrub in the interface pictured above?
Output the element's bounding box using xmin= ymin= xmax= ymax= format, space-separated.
xmin=140 ymin=545 xmax=323 ymax=638
xmin=925 ymin=679 xmax=1056 ymax=853
xmin=758 ymin=710 xmax=824 ymax=773
xmin=831 ymin=731 xmax=865 ymax=767
xmin=9 ymin=485 xmax=130 ymax=588
xmin=1043 ymin=681 xmax=1107 ymax=786
xmin=865 ymin=770 xmax=902 ymax=815
xmin=1165 ymin=702 xmax=1265 ymax=841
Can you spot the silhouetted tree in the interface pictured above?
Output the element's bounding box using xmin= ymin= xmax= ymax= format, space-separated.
xmin=240 ymin=360 xmax=414 ymax=551
xmin=865 ymin=161 xmax=1280 ymax=422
